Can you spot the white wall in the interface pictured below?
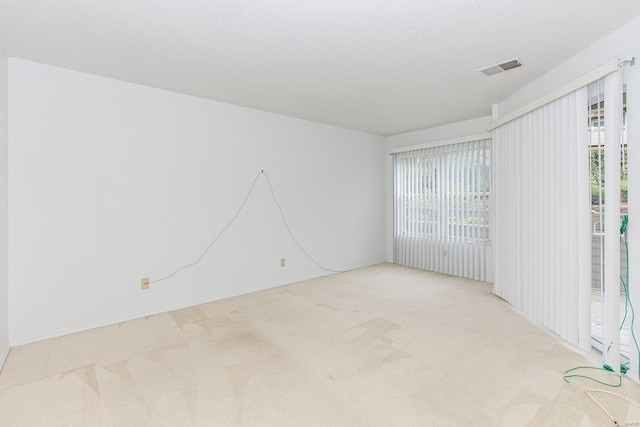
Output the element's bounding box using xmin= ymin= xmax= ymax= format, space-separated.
xmin=494 ymin=15 xmax=640 ymax=375
xmin=385 ymin=116 xmax=492 ymax=152
xmin=8 ymin=59 xmax=386 ymax=345
xmin=384 ymin=116 xmax=492 ymax=264
xmin=0 ymin=49 xmax=8 ymax=368
xmin=496 ymin=15 xmax=640 ymax=119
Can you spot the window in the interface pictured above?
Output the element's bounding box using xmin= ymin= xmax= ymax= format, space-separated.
xmin=393 ymin=137 xmax=491 ymax=281
xmin=589 ymin=81 xmax=630 ymax=361
xmin=491 ymin=58 xmax=630 ymax=361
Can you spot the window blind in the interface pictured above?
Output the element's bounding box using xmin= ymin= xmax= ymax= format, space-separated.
xmin=393 ymin=138 xmax=491 ymax=281
xmin=492 ymin=69 xmax=625 ymax=364
xmin=492 ymin=87 xmax=591 ymax=351
xmin=603 ymin=70 xmax=623 ymax=372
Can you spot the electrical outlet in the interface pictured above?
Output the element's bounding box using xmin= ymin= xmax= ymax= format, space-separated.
xmin=141 ymin=277 xmax=150 ymax=290
xmin=280 ymin=258 xmax=286 ymax=267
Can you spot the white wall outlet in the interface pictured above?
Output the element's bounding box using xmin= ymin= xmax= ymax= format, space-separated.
xmin=280 ymin=258 xmax=286 ymax=267
xmin=141 ymin=277 xmax=150 ymax=290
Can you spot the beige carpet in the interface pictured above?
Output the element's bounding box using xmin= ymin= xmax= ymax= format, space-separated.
xmin=1 ymin=263 xmax=639 ymax=426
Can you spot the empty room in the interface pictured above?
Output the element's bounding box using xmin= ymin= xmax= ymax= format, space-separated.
xmin=2 ymin=1 xmax=640 ymax=425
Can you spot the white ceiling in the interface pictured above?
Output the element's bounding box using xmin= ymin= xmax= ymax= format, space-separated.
xmin=1 ymin=1 xmax=640 ymax=136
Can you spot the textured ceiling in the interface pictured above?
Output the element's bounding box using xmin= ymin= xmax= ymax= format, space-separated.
xmin=1 ymin=1 xmax=640 ymax=136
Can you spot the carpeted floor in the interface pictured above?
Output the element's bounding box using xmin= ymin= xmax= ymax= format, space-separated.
xmin=1 ymin=263 xmax=639 ymax=426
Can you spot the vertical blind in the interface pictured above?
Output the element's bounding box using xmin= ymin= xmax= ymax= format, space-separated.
xmin=493 ymin=88 xmax=591 ymax=351
xmin=492 ymin=70 xmax=624 ymax=360
xmin=603 ymin=71 xmax=623 ymax=371
xmin=393 ymin=138 xmax=491 ymax=281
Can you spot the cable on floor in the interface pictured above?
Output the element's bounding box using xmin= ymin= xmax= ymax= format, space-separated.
xmin=620 ymin=223 xmax=640 ymax=382
xmin=564 ymin=216 xmax=639 ymax=385
xmin=563 ymin=366 xmax=623 ymax=387
xmin=584 ymin=388 xmax=640 ymax=426
xmin=149 ymin=170 xmax=344 ymax=285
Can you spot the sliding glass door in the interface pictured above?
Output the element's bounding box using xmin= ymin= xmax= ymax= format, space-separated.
xmin=590 ymin=81 xmax=630 ymax=361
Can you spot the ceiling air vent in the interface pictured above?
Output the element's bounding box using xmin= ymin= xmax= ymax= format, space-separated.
xmin=478 ymin=58 xmax=522 ymax=76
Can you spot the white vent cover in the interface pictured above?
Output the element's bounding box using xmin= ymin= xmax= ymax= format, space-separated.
xmin=478 ymin=58 xmax=522 ymax=76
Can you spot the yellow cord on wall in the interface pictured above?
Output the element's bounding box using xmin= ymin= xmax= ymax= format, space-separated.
xmin=147 ymin=170 xmax=343 ymax=285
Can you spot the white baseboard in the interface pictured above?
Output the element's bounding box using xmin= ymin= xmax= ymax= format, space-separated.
xmin=10 ymin=261 xmax=378 ymax=347
xmin=0 ymin=342 xmax=9 ymax=371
